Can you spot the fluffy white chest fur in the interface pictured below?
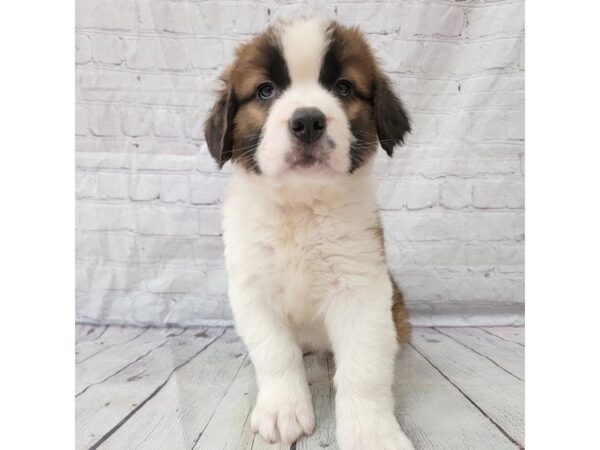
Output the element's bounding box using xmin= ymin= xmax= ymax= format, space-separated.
xmin=223 ymin=167 xmax=391 ymax=352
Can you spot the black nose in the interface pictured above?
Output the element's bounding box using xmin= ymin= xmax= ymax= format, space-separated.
xmin=288 ymin=107 xmax=326 ymax=145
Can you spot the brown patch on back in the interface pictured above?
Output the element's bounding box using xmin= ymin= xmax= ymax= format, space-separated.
xmin=373 ymin=220 xmax=411 ymax=345
xmin=391 ymin=276 xmax=411 ymax=345
xmin=367 ymin=218 xmax=386 ymax=257
xmin=369 ymin=221 xmax=412 ymax=346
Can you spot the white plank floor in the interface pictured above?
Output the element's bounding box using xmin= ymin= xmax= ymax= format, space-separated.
xmin=76 ymin=325 xmax=524 ymax=450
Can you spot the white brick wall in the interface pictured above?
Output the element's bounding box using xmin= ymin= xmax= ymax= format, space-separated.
xmin=75 ymin=0 xmax=525 ymax=327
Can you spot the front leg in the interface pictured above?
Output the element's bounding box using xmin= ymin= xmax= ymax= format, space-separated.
xmin=231 ymin=291 xmax=315 ymax=445
xmin=325 ymin=277 xmax=414 ymax=450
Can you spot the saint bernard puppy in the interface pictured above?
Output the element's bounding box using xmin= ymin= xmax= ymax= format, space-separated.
xmin=204 ymin=18 xmax=414 ymax=450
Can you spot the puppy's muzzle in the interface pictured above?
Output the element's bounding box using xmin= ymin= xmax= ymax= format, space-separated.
xmin=288 ymin=107 xmax=326 ymax=145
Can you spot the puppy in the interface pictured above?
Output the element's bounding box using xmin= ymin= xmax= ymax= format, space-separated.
xmin=204 ymin=18 xmax=413 ymax=450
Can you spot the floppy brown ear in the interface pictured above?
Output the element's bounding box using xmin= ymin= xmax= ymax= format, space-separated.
xmin=373 ymin=72 xmax=411 ymax=156
xmin=204 ymin=76 xmax=236 ymax=168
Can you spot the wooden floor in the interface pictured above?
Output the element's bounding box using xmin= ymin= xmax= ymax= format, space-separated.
xmin=76 ymin=325 xmax=524 ymax=450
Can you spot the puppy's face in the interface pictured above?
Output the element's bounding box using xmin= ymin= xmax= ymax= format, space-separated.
xmin=205 ymin=18 xmax=410 ymax=182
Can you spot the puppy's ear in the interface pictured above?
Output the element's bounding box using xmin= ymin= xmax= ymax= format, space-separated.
xmin=373 ymin=72 xmax=411 ymax=156
xmin=204 ymin=73 xmax=236 ymax=168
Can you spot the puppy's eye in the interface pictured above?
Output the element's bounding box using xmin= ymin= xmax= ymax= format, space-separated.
xmin=257 ymin=82 xmax=276 ymax=100
xmin=335 ymin=80 xmax=352 ymax=97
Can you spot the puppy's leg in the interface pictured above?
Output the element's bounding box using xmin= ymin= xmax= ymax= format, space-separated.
xmin=233 ymin=299 xmax=315 ymax=445
xmin=325 ymin=277 xmax=414 ymax=450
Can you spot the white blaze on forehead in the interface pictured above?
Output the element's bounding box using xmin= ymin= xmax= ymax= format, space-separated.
xmin=279 ymin=18 xmax=331 ymax=84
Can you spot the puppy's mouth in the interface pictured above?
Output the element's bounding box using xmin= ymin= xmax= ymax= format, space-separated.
xmin=290 ymin=152 xmax=321 ymax=168
xmin=284 ymin=141 xmax=333 ymax=171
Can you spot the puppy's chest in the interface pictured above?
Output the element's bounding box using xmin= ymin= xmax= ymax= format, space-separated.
xmin=224 ymin=187 xmax=384 ymax=322
xmin=270 ymin=208 xmax=341 ymax=289
xmin=263 ymin=206 xmax=374 ymax=313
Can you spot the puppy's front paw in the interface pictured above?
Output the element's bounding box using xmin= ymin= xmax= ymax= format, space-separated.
xmin=250 ymin=382 xmax=315 ymax=445
xmin=337 ymin=413 xmax=414 ymax=450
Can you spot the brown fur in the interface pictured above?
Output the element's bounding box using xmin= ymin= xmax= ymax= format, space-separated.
xmin=204 ymin=27 xmax=289 ymax=171
xmin=331 ymin=24 xmax=411 ymax=157
xmin=321 ymin=23 xmax=411 ymax=170
xmin=229 ymin=27 xmax=287 ymax=99
xmin=391 ymin=276 xmax=411 ymax=345
xmin=322 ymin=24 xmax=380 ymax=169
xmin=372 ymin=221 xmax=411 ymax=345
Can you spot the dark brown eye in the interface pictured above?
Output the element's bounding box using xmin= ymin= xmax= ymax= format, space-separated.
xmin=335 ymin=79 xmax=352 ymax=97
xmin=257 ymin=82 xmax=276 ymax=100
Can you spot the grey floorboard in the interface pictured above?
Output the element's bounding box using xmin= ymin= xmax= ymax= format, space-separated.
xmin=76 ymin=326 xmax=525 ymax=450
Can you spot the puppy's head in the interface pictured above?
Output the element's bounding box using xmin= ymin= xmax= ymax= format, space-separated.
xmin=204 ymin=18 xmax=410 ymax=181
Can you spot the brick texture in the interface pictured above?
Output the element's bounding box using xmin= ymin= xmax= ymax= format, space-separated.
xmin=75 ymin=0 xmax=525 ymax=327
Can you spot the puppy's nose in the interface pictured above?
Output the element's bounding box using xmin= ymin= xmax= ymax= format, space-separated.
xmin=288 ymin=107 xmax=326 ymax=145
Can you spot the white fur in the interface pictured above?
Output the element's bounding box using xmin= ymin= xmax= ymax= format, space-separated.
xmin=223 ymin=18 xmax=414 ymax=450
xmin=223 ymin=168 xmax=413 ymax=449
xmin=280 ymin=18 xmax=330 ymax=83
